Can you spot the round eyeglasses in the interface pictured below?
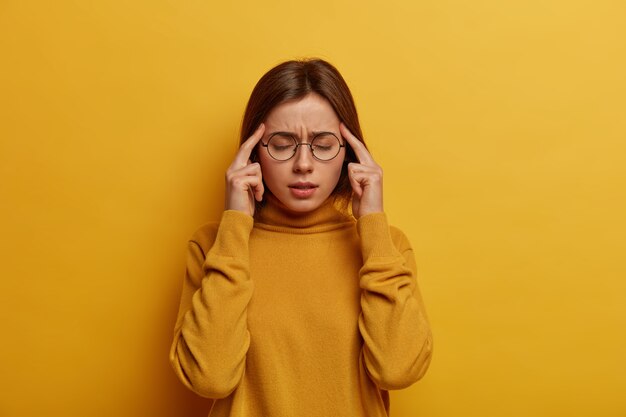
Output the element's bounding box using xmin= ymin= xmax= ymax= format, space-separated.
xmin=261 ymin=132 xmax=345 ymax=161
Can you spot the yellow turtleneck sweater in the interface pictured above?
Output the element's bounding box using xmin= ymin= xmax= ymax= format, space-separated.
xmin=169 ymin=195 xmax=433 ymax=417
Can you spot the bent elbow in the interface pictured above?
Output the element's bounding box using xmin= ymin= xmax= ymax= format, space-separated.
xmin=369 ymin=334 xmax=434 ymax=390
xmin=410 ymin=333 xmax=434 ymax=384
xmin=186 ymin=374 xmax=240 ymax=399
xmin=169 ymin=342 xmax=245 ymax=399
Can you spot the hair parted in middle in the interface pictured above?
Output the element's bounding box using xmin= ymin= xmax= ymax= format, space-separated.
xmin=240 ymin=58 xmax=367 ymax=212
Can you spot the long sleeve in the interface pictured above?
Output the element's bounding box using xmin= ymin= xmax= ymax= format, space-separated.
xmin=356 ymin=212 xmax=433 ymax=390
xmin=169 ymin=210 xmax=254 ymax=399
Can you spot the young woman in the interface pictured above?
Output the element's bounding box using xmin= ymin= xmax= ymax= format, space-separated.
xmin=170 ymin=58 xmax=433 ymax=417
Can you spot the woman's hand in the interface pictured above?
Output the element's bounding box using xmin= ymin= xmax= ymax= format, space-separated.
xmin=225 ymin=123 xmax=265 ymax=217
xmin=339 ymin=123 xmax=384 ymax=219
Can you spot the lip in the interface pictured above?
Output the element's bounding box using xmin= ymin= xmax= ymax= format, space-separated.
xmin=288 ymin=182 xmax=318 ymax=198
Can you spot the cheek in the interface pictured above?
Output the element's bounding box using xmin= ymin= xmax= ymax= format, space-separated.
xmin=326 ymin=160 xmax=345 ymax=186
xmin=258 ymin=157 xmax=284 ymax=191
xmin=258 ymin=150 xmax=273 ymax=175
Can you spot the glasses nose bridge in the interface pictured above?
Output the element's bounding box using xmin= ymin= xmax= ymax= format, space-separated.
xmin=293 ymin=141 xmax=315 ymax=159
xmin=295 ymin=142 xmax=313 ymax=151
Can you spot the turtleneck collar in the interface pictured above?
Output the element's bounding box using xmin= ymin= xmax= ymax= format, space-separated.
xmin=254 ymin=194 xmax=354 ymax=234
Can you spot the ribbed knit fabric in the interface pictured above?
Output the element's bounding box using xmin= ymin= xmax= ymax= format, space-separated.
xmin=169 ymin=195 xmax=433 ymax=417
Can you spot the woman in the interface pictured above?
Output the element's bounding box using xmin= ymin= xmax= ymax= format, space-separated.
xmin=169 ymin=58 xmax=433 ymax=417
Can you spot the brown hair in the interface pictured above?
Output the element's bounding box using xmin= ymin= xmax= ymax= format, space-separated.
xmin=240 ymin=58 xmax=367 ymax=212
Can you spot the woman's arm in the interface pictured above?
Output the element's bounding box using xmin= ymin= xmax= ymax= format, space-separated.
xmin=357 ymin=212 xmax=433 ymax=390
xmin=170 ymin=123 xmax=265 ymax=398
xmin=169 ymin=210 xmax=254 ymax=399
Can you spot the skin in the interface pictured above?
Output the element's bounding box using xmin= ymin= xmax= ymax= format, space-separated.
xmin=225 ymin=93 xmax=384 ymax=218
xmin=340 ymin=122 xmax=384 ymax=219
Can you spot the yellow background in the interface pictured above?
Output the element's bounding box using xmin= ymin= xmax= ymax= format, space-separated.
xmin=1 ymin=0 xmax=625 ymax=415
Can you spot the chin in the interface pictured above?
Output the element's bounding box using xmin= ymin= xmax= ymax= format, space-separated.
xmin=282 ymin=199 xmax=322 ymax=213
xmin=275 ymin=192 xmax=330 ymax=214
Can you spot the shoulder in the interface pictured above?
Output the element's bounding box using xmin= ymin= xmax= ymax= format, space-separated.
xmin=188 ymin=221 xmax=221 ymax=255
xmin=389 ymin=224 xmax=413 ymax=254
xmin=187 ymin=210 xmax=255 ymax=257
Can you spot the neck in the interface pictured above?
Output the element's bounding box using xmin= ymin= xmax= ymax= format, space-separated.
xmin=254 ymin=194 xmax=353 ymax=234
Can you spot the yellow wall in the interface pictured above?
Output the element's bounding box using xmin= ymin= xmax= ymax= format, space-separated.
xmin=1 ymin=0 xmax=625 ymax=415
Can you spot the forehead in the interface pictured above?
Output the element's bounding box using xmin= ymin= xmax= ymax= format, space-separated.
xmin=264 ymin=93 xmax=340 ymax=130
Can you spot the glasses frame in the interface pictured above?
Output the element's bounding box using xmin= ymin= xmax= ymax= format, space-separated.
xmin=261 ymin=131 xmax=346 ymax=161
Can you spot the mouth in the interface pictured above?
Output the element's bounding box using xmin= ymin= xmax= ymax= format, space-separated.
xmin=288 ymin=182 xmax=318 ymax=190
xmin=288 ymin=182 xmax=318 ymax=198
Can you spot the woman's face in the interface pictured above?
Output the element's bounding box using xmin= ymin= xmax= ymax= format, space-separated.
xmin=258 ymin=93 xmax=346 ymax=214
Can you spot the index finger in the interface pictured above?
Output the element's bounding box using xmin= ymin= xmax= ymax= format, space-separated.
xmin=233 ymin=123 xmax=265 ymax=167
xmin=339 ymin=122 xmax=374 ymax=165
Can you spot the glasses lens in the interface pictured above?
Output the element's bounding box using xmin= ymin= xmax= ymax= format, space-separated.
xmin=268 ymin=134 xmax=296 ymax=160
xmin=311 ymin=133 xmax=341 ymax=161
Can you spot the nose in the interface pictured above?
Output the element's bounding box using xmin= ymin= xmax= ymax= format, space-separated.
xmin=292 ymin=143 xmax=314 ymax=173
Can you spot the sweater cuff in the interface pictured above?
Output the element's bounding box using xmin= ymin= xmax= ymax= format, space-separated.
xmin=356 ymin=212 xmax=400 ymax=260
xmin=209 ymin=210 xmax=254 ymax=257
